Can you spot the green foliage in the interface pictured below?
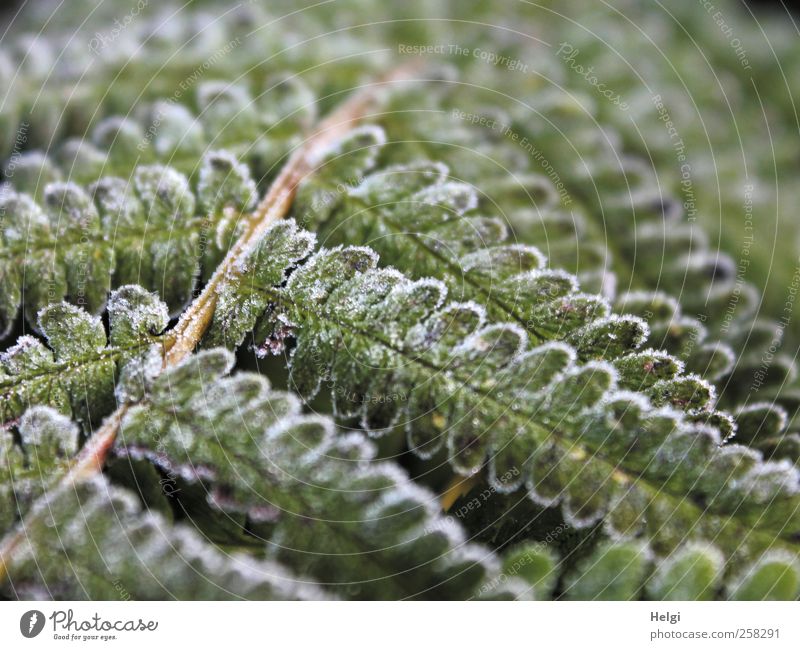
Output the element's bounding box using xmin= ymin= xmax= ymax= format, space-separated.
xmin=4 ymin=470 xmax=324 ymax=599
xmin=729 ymin=552 xmax=800 ymax=601
xmin=297 ymin=126 xmax=650 ymax=362
xmin=292 ymin=113 xmax=800 ymax=464
xmin=0 ymin=286 xmax=167 ymax=429
xmin=647 ymin=544 xmax=725 ymax=601
xmin=212 ymin=210 xmax=791 ymax=592
xmin=205 ymin=220 xmax=800 ymax=577
xmin=0 ymin=149 xmax=257 ymax=332
xmin=499 ymin=544 xmax=558 ymax=600
xmin=563 ymin=541 xmax=650 ymax=600
xmin=1 ymin=0 xmax=799 ymax=602
xmin=0 ymin=407 xmax=78 ymax=535
xmin=112 ymin=348 xmax=519 ymax=600
xmin=13 ymin=2 xmax=795 ymax=424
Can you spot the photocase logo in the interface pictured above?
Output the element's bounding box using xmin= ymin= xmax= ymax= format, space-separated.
xmin=20 ymin=610 xmax=45 ymax=638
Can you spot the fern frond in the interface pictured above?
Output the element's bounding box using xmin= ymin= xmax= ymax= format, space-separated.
xmin=413 ymin=58 xmax=798 ymax=404
xmin=361 ymin=76 xmax=800 ymax=464
xmin=0 ymin=407 xmax=77 ymax=535
xmin=203 ymin=221 xmax=799 ymax=567
xmin=0 ymin=2 xmax=339 ymax=159
xmin=2 ymin=344 xmax=525 ymax=600
xmin=3 ymin=467 xmax=324 ymax=599
xmin=0 ymin=150 xmax=257 ymax=333
xmin=294 ymin=127 xmax=651 ymax=361
xmin=36 ymin=77 xmax=315 ymax=185
xmin=503 ymin=536 xmax=800 ymax=601
xmin=1 ymin=0 xmax=798 ymax=603
xmin=0 ymin=70 xmax=487 ymax=599
xmin=0 ymin=286 xmax=167 ymax=429
xmin=36 ymin=87 xmax=783 ymax=460
xmin=291 ymin=121 xmax=768 ymax=462
xmin=111 ymin=348 xmax=519 ymax=599
xmin=19 ymin=7 xmax=785 ymax=434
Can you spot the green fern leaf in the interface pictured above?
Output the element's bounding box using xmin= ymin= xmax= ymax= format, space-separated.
xmin=3 ymin=469 xmax=324 ymax=599
xmin=0 ymin=150 xmax=258 ymax=332
xmin=203 ymin=222 xmax=799 ymax=571
xmin=111 ymin=348 xmax=520 ymax=599
xmin=0 ymin=286 xmax=167 ymax=429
